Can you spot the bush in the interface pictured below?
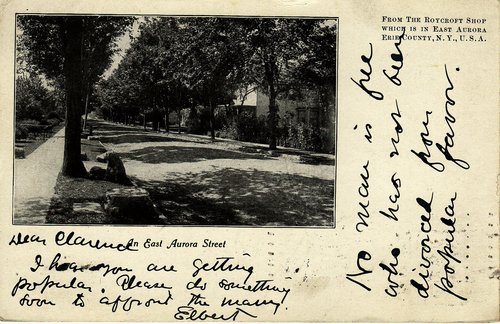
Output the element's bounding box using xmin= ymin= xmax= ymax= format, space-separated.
xmin=219 ymin=112 xmax=268 ymax=144
xmin=19 ymin=119 xmax=40 ymax=126
xmin=21 ymin=124 xmax=47 ymax=137
xmin=277 ymin=117 xmax=323 ymax=152
xmin=184 ymin=107 xmax=203 ymax=134
xmin=251 ymin=115 xmax=269 ymax=144
xmin=47 ymin=118 xmax=60 ymax=127
xmin=183 ymin=106 xmax=214 ymax=135
xmin=213 ymin=105 xmax=234 ymax=130
xmin=15 ymin=124 xmax=29 ymax=140
xmin=219 ymin=121 xmax=238 ymax=140
xmin=320 ymin=127 xmax=335 ymax=153
xmin=188 ymin=106 xmax=331 ymax=153
xmin=41 ymin=118 xmax=60 ymax=129
xmin=46 ymin=111 xmax=60 ymax=120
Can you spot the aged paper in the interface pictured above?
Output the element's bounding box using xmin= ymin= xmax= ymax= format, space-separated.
xmin=0 ymin=0 xmax=498 ymax=322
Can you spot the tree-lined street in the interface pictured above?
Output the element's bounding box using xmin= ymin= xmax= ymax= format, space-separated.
xmin=14 ymin=16 xmax=337 ymax=226
xmin=94 ymin=120 xmax=334 ymax=226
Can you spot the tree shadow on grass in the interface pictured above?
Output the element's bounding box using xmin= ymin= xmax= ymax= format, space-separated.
xmin=132 ymin=167 xmax=334 ymax=227
xmin=13 ymin=197 xmax=52 ymax=224
xmin=237 ymin=145 xmax=335 ymax=166
xmin=121 ymin=145 xmax=272 ymax=164
xmin=298 ymin=155 xmax=335 ymax=166
xmin=100 ymin=133 xmax=199 ymax=145
xmin=45 ymin=173 xmax=164 ymax=225
xmin=91 ymin=120 xmax=202 ymax=145
xmin=89 ymin=120 xmax=139 ymax=133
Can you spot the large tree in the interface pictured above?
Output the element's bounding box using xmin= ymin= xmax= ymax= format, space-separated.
xmin=81 ymin=17 xmax=135 ymax=129
xmin=153 ymin=17 xmax=190 ymax=134
xmin=177 ymin=18 xmax=247 ymax=139
xmin=241 ymin=18 xmax=335 ymax=149
xmin=15 ymin=75 xmax=53 ymax=122
xmin=96 ymin=59 xmax=143 ymax=124
xmin=292 ymin=21 xmax=337 ymax=124
xmin=105 ymin=19 xmax=168 ymax=131
xmin=17 ymin=15 xmax=133 ymax=177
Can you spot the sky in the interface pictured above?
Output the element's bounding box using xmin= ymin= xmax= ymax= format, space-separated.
xmin=102 ymin=17 xmax=143 ymax=79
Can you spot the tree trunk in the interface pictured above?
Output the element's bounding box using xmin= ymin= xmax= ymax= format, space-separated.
xmin=209 ymin=98 xmax=215 ymax=140
xmin=177 ymin=107 xmax=181 ymax=134
xmin=267 ymin=79 xmax=278 ymax=150
xmin=61 ymin=17 xmax=87 ymax=178
xmin=82 ymin=86 xmax=90 ymax=130
xmin=152 ymin=96 xmax=158 ymax=131
xmin=268 ymin=94 xmax=278 ymax=150
xmin=188 ymin=100 xmax=196 ymax=134
xmin=265 ymin=55 xmax=278 ymax=150
xmin=176 ymin=90 xmax=181 ymax=134
xmin=143 ymin=114 xmax=146 ymax=130
xmin=165 ymin=108 xmax=170 ymax=133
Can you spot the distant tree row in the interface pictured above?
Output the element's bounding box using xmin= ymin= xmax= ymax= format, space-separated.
xmin=15 ymin=75 xmax=64 ymax=123
xmin=16 ymin=16 xmax=336 ymax=177
xmin=97 ymin=17 xmax=337 ymax=149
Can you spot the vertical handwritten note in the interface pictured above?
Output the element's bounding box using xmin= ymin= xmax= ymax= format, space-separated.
xmin=342 ymin=12 xmax=497 ymax=311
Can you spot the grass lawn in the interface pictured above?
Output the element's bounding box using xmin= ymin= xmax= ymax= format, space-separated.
xmin=46 ymin=138 xmax=133 ymax=224
xmin=48 ymin=120 xmax=335 ymax=227
xmin=15 ymin=124 xmax=64 ymax=157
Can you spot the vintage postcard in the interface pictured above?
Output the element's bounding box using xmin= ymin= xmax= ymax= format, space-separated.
xmin=0 ymin=0 xmax=498 ymax=322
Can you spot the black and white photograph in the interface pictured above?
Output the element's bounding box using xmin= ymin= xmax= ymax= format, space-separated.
xmin=13 ymin=15 xmax=338 ymax=227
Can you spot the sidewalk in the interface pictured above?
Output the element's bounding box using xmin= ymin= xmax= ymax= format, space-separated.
xmin=13 ymin=127 xmax=65 ymax=224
